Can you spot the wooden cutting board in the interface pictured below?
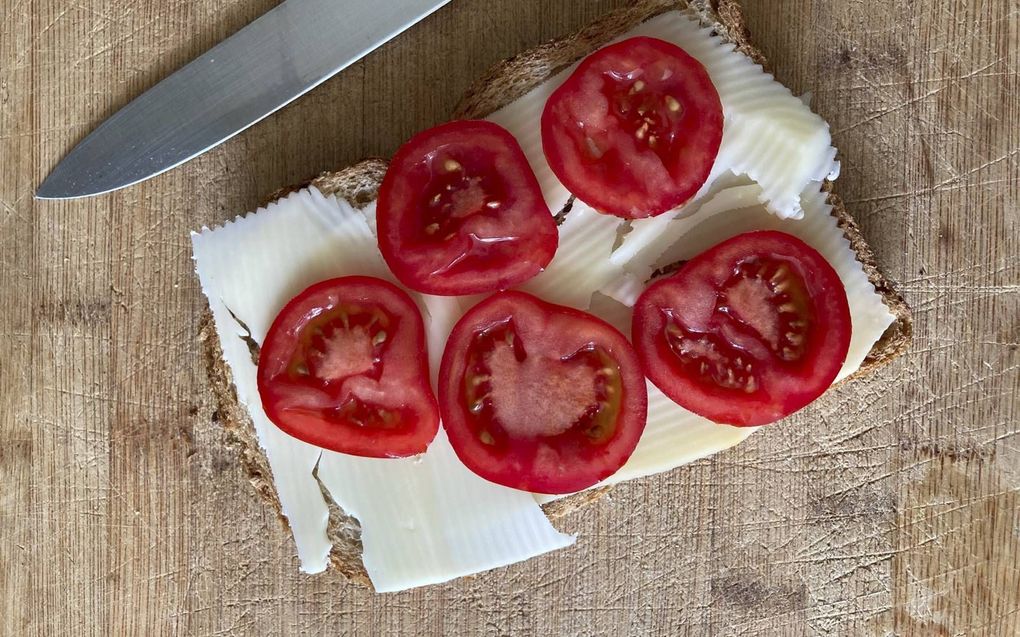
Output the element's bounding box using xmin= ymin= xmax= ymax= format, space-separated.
xmin=1 ymin=0 xmax=1017 ymax=634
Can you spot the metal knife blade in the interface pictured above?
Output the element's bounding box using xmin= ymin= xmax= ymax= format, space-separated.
xmin=36 ymin=0 xmax=451 ymax=200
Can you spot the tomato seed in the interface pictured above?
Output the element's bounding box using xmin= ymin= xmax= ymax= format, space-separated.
xmin=771 ymin=265 xmax=789 ymax=283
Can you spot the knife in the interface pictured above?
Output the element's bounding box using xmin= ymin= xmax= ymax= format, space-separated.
xmin=36 ymin=0 xmax=452 ymax=200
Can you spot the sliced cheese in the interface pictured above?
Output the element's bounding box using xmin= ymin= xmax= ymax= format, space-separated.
xmin=632 ymin=12 xmax=839 ymax=219
xmin=192 ymin=187 xmax=390 ymax=573
xmin=360 ymin=200 xmax=379 ymax=236
xmin=610 ymin=171 xmax=756 ymax=272
xmin=317 ymin=430 xmax=574 ymax=593
xmin=520 ymin=201 xmax=624 ymax=310
xmin=608 ymin=384 xmax=755 ymax=486
xmin=588 ymin=292 xmax=633 ymax=335
xmin=487 ymin=10 xmax=837 ymax=235
xmin=420 ymin=294 xmax=471 ymax=385
xmin=192 ymin=187 xmax=573 ymax=587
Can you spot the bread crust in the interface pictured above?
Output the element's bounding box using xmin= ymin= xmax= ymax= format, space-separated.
xmin=199 ymin=0 xmax=912 ymax=588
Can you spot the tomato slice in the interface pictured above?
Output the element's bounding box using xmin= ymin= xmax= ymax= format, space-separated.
xmin=257 ymin=276 xmax=439 ymax=458
xmin=377 ymin=120 xmax=559 ymax=296
xmin=542 ymin=36 xmax=723 ymax=219
xmin=633 ymin=231 xmax=852 ymax=426
xmin=439 ymin=291 xmax=647 ymax=494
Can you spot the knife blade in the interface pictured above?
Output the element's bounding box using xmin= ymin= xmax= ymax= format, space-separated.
xmin=36 ymin=0 xmax=451 ymax=200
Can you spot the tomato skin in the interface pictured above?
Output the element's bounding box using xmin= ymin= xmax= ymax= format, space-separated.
xmin=377 ymin=120 xmax=559 ymax=296
xmin=257 ymin=276 xmax=439 ymax=458
xmin=542 ymin=36 xmax=723 ymax=219
xmin=439 ymin=291 xmax=647 ymax=494
xmin=632 ymin=231 xmax=852 ymax=427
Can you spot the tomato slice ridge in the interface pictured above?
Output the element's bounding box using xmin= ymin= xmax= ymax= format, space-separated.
xmin=633 ymin=231 xmax=852 ymax=426
xmin=542 ymin=37 xmax=723 ymax=219
xmin=258 ymin=277 xmax=439 ymax=458
xmin=263 ymin=301 xmax=419 ymax=438
xmin=715 ymin=258 xmax=815 ymax=364
xmin=378 ymin=121 xmax=558 ymax=295
xmin=440 ymin=291 xmax=647 ymax=494
xmin=662 ymin=313 xmax=762 ymax=396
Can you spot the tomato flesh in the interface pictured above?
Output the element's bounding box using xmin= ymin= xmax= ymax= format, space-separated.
xmin=378 ymin=120 xmax=559 ymax=296
xmin=440 ymin=291 xmax=647 ymax=494
xmin=542 ymin=37 xmax=723 ymax=219
xmin=633 ymin=231 xmax=852 ymax=426
xmin=258 ymin=276 xmax=439 ymax=458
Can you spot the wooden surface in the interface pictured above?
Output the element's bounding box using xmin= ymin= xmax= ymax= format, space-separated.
xmin=1 ymin=0 xmax=1017 ymax=634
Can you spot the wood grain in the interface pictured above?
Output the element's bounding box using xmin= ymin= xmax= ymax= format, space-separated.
xmin=1 ymin=0 xmax=1016 ymax=634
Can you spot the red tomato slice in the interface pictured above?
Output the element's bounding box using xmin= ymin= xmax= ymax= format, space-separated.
xmin=439 ymin=291 xmax=647 ymax=494
xmin=377 ymin=120 xmax=559 ymax=296
xmin=633 ymin=231 xmax=852 ymax=427
xmin=542 ymin=36 xmax=723 ymax=219
xmin=257 ymin=276 xmax=439 ymax=458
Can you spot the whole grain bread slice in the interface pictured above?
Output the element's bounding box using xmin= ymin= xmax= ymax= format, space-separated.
xmin=200 ymin=0 xmax=912 ymax=589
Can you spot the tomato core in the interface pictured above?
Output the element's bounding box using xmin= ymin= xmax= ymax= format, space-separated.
xmin=461 ymin=320 xmax=623 ymax=447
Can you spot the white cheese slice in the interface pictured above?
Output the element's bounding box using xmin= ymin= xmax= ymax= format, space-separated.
xmin=520 ymin=201 xmax=625 ymax=310
xmin=610 ymin=171 xmax=755 ymax=272
xmin=192 ymin=187 xmax=390 ymax=573
xmin=588 ymin=292 xmax=633 ymax=335
xmin=611 ymin=384 xmax=755 ymax=486
xmin=420 ymin=294 xmax=471 ymax=385
xmin=316 ymin=430 xmax=573 ymax=593
xmin=487 ymin=10 xmax=836 ymax=232
xmin=360 ymin=200 xmax=379 ymax=236
xmin=192 ymin=187 xmax=573 ymax=586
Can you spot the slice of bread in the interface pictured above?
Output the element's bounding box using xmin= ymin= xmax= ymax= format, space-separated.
xmin=200 ymin=0 xmax=912 ymax=588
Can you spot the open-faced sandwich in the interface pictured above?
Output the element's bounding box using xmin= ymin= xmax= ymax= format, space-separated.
xmin=192 ymin=0 xmax=911 ymax=593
